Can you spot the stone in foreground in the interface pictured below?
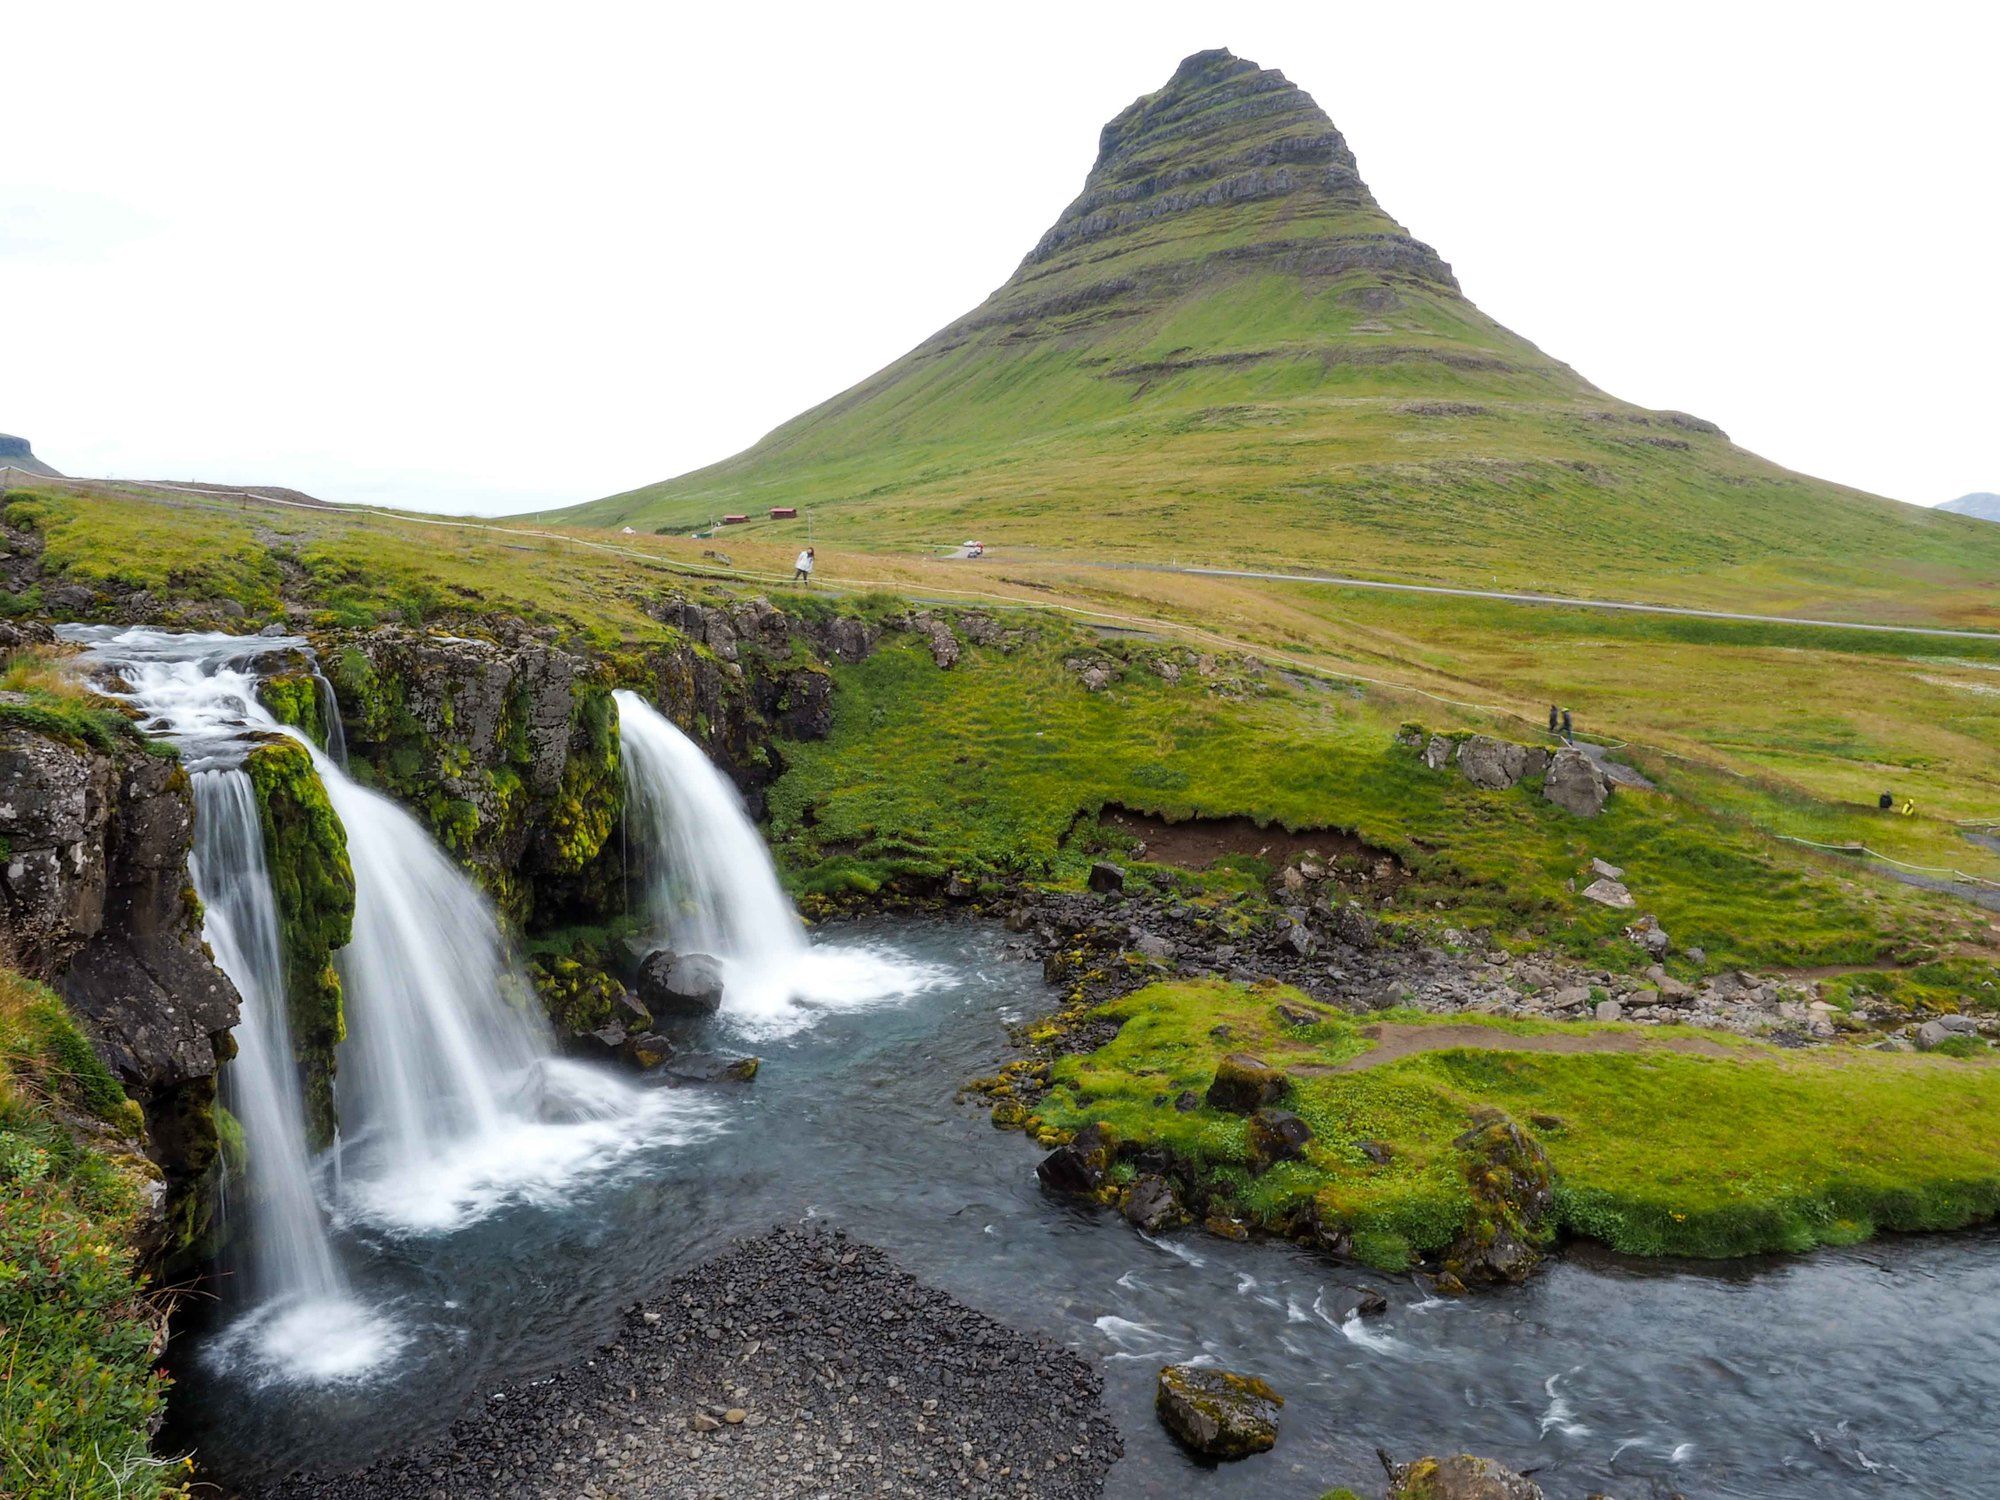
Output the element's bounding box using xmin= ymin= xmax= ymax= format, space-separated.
xmin=1386 ymin=1452 xmax=1544 ymax=1498
xmin=636 ymin=950 xmax=726 ymax=1016
xmin=1205 ymin=1052 xmax=1287 ymax=1113
xmin=1581 ymin=876 xmax=1633 ymax=908
xmin=1155 ymin=1363 xmax=1282 ymax=1461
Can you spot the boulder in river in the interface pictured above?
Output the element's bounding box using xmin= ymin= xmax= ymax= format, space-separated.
xmin=636 ymin=950 xmax=726 ymax=1016
xmin=1385 ymin=1453 xmax=1544 ymax=1499
xmin=1245 ymin=1108 xmax=1312 ymax=1174
xmin=1037 ymin=1122 xmax=1115 ymax=1195
xmin=1155 ymin=1364 xmax=1283 ymax=1460
xmin=1205 ymin=1053 xmax=1287 ymax=1114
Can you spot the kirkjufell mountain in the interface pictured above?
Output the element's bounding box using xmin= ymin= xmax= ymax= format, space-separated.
xmin=555 ymin=49 xmax=1999 ymax=602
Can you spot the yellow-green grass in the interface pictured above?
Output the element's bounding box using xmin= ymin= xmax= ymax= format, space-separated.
xmin=1031 ymin=980 xmax=2000 ymax=1267
xmin=10 ymin=483 xmax=1999 ymax=973
xmin=770 ymin=631 xmax=1997 ymax=983
xmin=0 ymin=966 xmax=186 ymax=1500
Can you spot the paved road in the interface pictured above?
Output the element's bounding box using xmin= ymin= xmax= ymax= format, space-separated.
xmin=1100 ymin=562 xmax=2000 ymax=643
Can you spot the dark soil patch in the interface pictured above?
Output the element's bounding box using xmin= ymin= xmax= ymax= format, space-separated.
xmin=1090 ymin=803 xmax=1397 ymax=875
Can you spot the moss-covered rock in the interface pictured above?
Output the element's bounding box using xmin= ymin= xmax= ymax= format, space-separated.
xmin=1205 ymin=1052 xmax=1287 ymax=1114
xmin=258 ymin=671 xmax=325 ymax=750
xmin=1155 ymin=1363 xmax=1283 ymax=1461
xmin=529 ymin=954 xmax=626 ymax=1035
xmin=245 ymin=738 xmax=354 ymax=1148
xmin=1442 ymin=1112 xmax=1557 ymax=1286
xmin=1388 ymin=1453 xmax=1544 ymax=1499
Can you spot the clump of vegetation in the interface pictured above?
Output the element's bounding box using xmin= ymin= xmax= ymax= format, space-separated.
xmin=1028 ymin=979 xmax=2000 ymax=1268
xmin=245 ymin=739 xmax=355 ymax=1148
xmin=0 ymin=647 xmax=163 ymax=754
xmin=0 ymin=965 xmax=189 ymax=1500
xmin=257 ymin=671 xmax=326 ymax=750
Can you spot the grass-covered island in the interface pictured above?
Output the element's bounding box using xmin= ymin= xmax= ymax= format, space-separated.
xmin=1002 ymin=977 xmax=2000 ymax=1276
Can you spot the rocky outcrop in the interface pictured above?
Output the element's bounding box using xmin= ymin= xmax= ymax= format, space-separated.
xmin=1206 ymin=1053 xmax=1287 ymax=1113
xmin=635 ymin=950 xmax=725 ymax=1017
xmin=0 ymin=431 xmax=61 ymax=477
xmin=1541 ymin=747 xmax=1609 ymax=817
xmin=1155 ymin=1363 xmax=1283 ymax=1461
xmin=0 ymin=719 xmax=239 ymax=1257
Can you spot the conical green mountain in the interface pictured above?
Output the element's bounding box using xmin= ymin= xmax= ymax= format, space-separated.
xmin=556 ymin=49 xmax=1997 ymax=611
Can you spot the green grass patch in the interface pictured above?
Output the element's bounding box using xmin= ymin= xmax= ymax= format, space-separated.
xmin=1031 ymin=979 xmax=2000 ymax=1265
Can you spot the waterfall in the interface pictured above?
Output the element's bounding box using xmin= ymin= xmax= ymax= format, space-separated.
xmin=613 ymin=689 xmax=807 ymax=972
xmin=613 ymin=690 xmax=941 ymax=1033
xmin=60 ymin=627 xmax=706 ymax=1375
xmin=189 ymin=771 xmax=346 ymax=1306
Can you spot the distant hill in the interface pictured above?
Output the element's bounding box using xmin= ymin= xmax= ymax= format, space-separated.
xmin=1941 ymin=493 xmax=2000 ymax=523
xmin=0 ymin=433 xmax=61 ymax=479
xmin=547 ymin=49 xmax=2000 ymax=609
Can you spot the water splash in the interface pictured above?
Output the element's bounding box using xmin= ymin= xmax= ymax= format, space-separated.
xmin=613 ymin=690 xmax=941 ymax=1035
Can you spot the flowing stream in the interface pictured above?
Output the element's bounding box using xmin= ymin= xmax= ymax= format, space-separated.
xmin=61 ymin=629 xmax=2000 ymax=1496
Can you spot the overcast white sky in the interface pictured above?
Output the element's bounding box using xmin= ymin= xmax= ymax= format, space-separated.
xmin=3 ymin=2 xmax=1994 ymax=515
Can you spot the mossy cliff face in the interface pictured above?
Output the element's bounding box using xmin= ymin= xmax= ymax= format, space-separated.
xmin=257 ymin=666 xmax=328 ymax=751
xmin=0 ymin=716 xmax=241 ymax=1262
xmin=323 ymin=597 xmax=855 ymax=936
xmin=244 ymin=738 xmax=355 ymax=1150
xmin=327 ymin=626 xmax=613 ymax=926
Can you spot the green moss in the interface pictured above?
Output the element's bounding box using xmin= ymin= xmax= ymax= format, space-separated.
xmin=258 ymin=672 xmax=325 ymax=750
xmin=545 ymin=685 xmax=620 ymax=874
xmin=1028 ymin=979 xmax=2000 ymax=1263
xmin=529 ymin=956 xmax=625 ymax=1033
xmin=245 ymin=739 xmax=355 ymax=1148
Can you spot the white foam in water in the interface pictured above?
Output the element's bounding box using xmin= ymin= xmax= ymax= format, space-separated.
xmin=1313 ymin=1286 xmax=1404 ymax=1353
xmin=1539 ymin=1369 xmax=1593 ymax=1439
xmin=614 ymin=690 xmax=946 ymax=1036
xmin=204 ymin=1295 xmax=407 ymax=1387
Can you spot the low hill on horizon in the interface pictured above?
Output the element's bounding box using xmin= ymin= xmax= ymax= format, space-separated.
xmin=0 ymin=432 xmax=62 ymax=479
xmin=548 ymin=48 xmax=1999 ymax=623
xmin=1942 ymin=492 xmax=2000 ymax=523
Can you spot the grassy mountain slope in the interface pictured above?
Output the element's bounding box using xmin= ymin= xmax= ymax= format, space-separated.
xmin=551 ymin=49 xmax=2000 ymax=619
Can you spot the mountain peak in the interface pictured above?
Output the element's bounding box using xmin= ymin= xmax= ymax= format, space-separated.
xmin=0 ymin=432 xmax=62 ymax=479
xmin=1020 ymin=48 xmax=1452 ymax=292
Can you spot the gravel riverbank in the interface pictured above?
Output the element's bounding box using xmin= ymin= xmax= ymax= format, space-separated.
xmin=258 ymin=1226 xmax=1121 ymax=1500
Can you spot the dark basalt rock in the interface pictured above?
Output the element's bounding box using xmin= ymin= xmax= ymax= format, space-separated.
xmin=1121 ymin=1172 xmax=1187 ymax=1232
xmin=1155 ymin=1363 xmax=1283 ymax=1461
xmin=1245 ymin=1107 xmax=1312 ymax=1174
xmin=0 ymin=721 xmax=240 ymax=1256
xmin=635 ymin=950 xmax=726 ymax=1016
xmin=1087 ymin=860 xmax=1126 ymax=894
xmin=1037 ymin=1122 xmax=1114 ymax=1194
xmin=1205 ymin=1052 xmax=1287 ymax=1114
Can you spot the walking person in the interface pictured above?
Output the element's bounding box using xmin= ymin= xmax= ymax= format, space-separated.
xmin=1560 ymin=708 xmax=1573 ymax=744
xmin=1548 ymin=704 xmax=1560 ymax=736
xmin=793 ymin=546 xmax=815 ymax=585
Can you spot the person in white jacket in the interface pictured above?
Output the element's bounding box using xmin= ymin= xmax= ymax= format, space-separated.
xmin=793 ymin=547 xmax=815 ymax=584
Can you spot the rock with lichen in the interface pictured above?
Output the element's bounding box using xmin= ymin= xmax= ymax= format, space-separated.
xmin=1386 ymin=1452 xmax=1544 ymax=1498
xmin=1442 ymin=1112 xmax=1556 ymax=1285
xmin=1205 ymin=1052 xmax=1287 ymax=1113
xmin=1155 ymin=1363 xmax=1283 ymax=1460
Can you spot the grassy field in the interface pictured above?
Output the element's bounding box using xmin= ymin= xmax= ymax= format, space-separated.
xmin=1028 ymin=980 xmax=2000 ymax=1268
xmin=543 ymin=54 xmax=2000 ymax=628
xmin=9 ymin=479 xmax=1999 ymax=977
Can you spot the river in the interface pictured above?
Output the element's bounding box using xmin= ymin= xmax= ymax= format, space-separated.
xmin=168 ymin=918 xmax=2000 ymax=1498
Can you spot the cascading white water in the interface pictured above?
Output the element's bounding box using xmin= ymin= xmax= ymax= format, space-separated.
xmin=190 ymin=771 xmax=345 ymax=1304
xmin=61 ymin=628 xmax=717 ymax=1376
xmin=613 ymin=690 xmax=942 ymax=1033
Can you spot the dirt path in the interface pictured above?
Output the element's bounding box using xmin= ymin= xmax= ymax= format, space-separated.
xmin=1316 ymin=1021 xmax=1740 ymax=1073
